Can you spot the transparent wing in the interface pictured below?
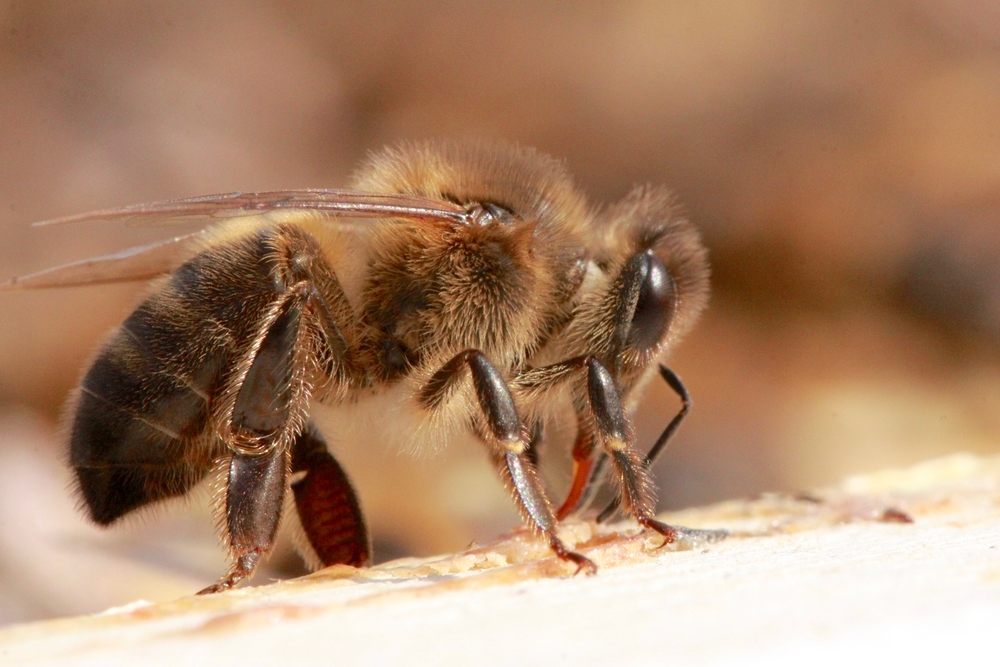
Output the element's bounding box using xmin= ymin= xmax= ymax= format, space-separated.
xmin=0 ymin=232 xmax=204 ymax=290
xmin=33 ymin=190 xmax=471 ymax=228
xmin=7 ymin=190 xmax=473 ymax=289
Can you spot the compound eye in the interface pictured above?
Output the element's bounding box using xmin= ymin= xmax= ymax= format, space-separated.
xmin=627 ymin=250 xmax=676 ymax=351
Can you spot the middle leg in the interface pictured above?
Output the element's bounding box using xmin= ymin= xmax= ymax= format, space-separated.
xmin=420 ymin=349 xmax=596 ymax=574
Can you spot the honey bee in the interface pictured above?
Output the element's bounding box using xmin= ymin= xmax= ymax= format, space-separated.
xmin=3 ymin=141 xmax=709 ymax=593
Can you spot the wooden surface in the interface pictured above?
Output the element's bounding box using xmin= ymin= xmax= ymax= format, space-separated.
xmin=2 ymin=453 xmax=999 ymax=666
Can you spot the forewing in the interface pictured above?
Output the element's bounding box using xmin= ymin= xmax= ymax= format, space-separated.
xmin=33 ymin=190 xmax=470 ymax=227
xmin=7 ymin=190 xmax=470 ymax=289
xmin=0 ymin=232 xmax=204 ymax=290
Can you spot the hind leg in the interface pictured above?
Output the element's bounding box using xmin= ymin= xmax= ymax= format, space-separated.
xmin=200 ymin=225 xmax=367 ymax=592
xmin=291 ymin=423 xmax=370 ymax=568
xmin=199 ymin=446 xmax=289 ymax=594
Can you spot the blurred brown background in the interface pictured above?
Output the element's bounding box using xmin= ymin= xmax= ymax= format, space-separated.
xmin=3 ymin=1 xmax=1000 ymax=623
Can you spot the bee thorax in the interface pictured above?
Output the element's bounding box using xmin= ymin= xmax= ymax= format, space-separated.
xmin=365 ymin=219 xmax=550 ymax=369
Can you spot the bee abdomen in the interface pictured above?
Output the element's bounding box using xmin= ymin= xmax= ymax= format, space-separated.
xmin=71 ymin=307 xmax=223 ymax=524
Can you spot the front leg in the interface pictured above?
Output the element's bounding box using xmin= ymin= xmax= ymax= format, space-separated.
xmin=518 ymin=357 xmax=677 ymax=542
xmin=558 ymin=365 xmax=691 ymax=522
xmin=595 ymin=364 xmax=690 ymax=523
xmin=581 ymin=358 xmax=678 ymax=540
xmin=420 ymin=350 xmax=596 ymax=575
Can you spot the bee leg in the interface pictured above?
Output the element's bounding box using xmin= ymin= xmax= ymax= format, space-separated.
xmin=202 ymin=290 xmax=307 ymax=594
xmin=514 ymin=357 xmax=608 ymax=520
xmin=496 ymin=448 xmax=596 ymax=574
xmin=199 ymin=446 xmax=289 ymax=594
xmin=555 ymin=428 xmax=598 ymax=520
xmin=513 ymin=358 xmax=601 ymax=520
xmin=291 ymin=423 xmax=371 ymax=568
xmin=596 ymin=364 xmax=690 ymax=523
xmin=421 ymin=350 xmax=597 ymax=575
xmin=584 ymin=358 xmax=677 ymax=543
